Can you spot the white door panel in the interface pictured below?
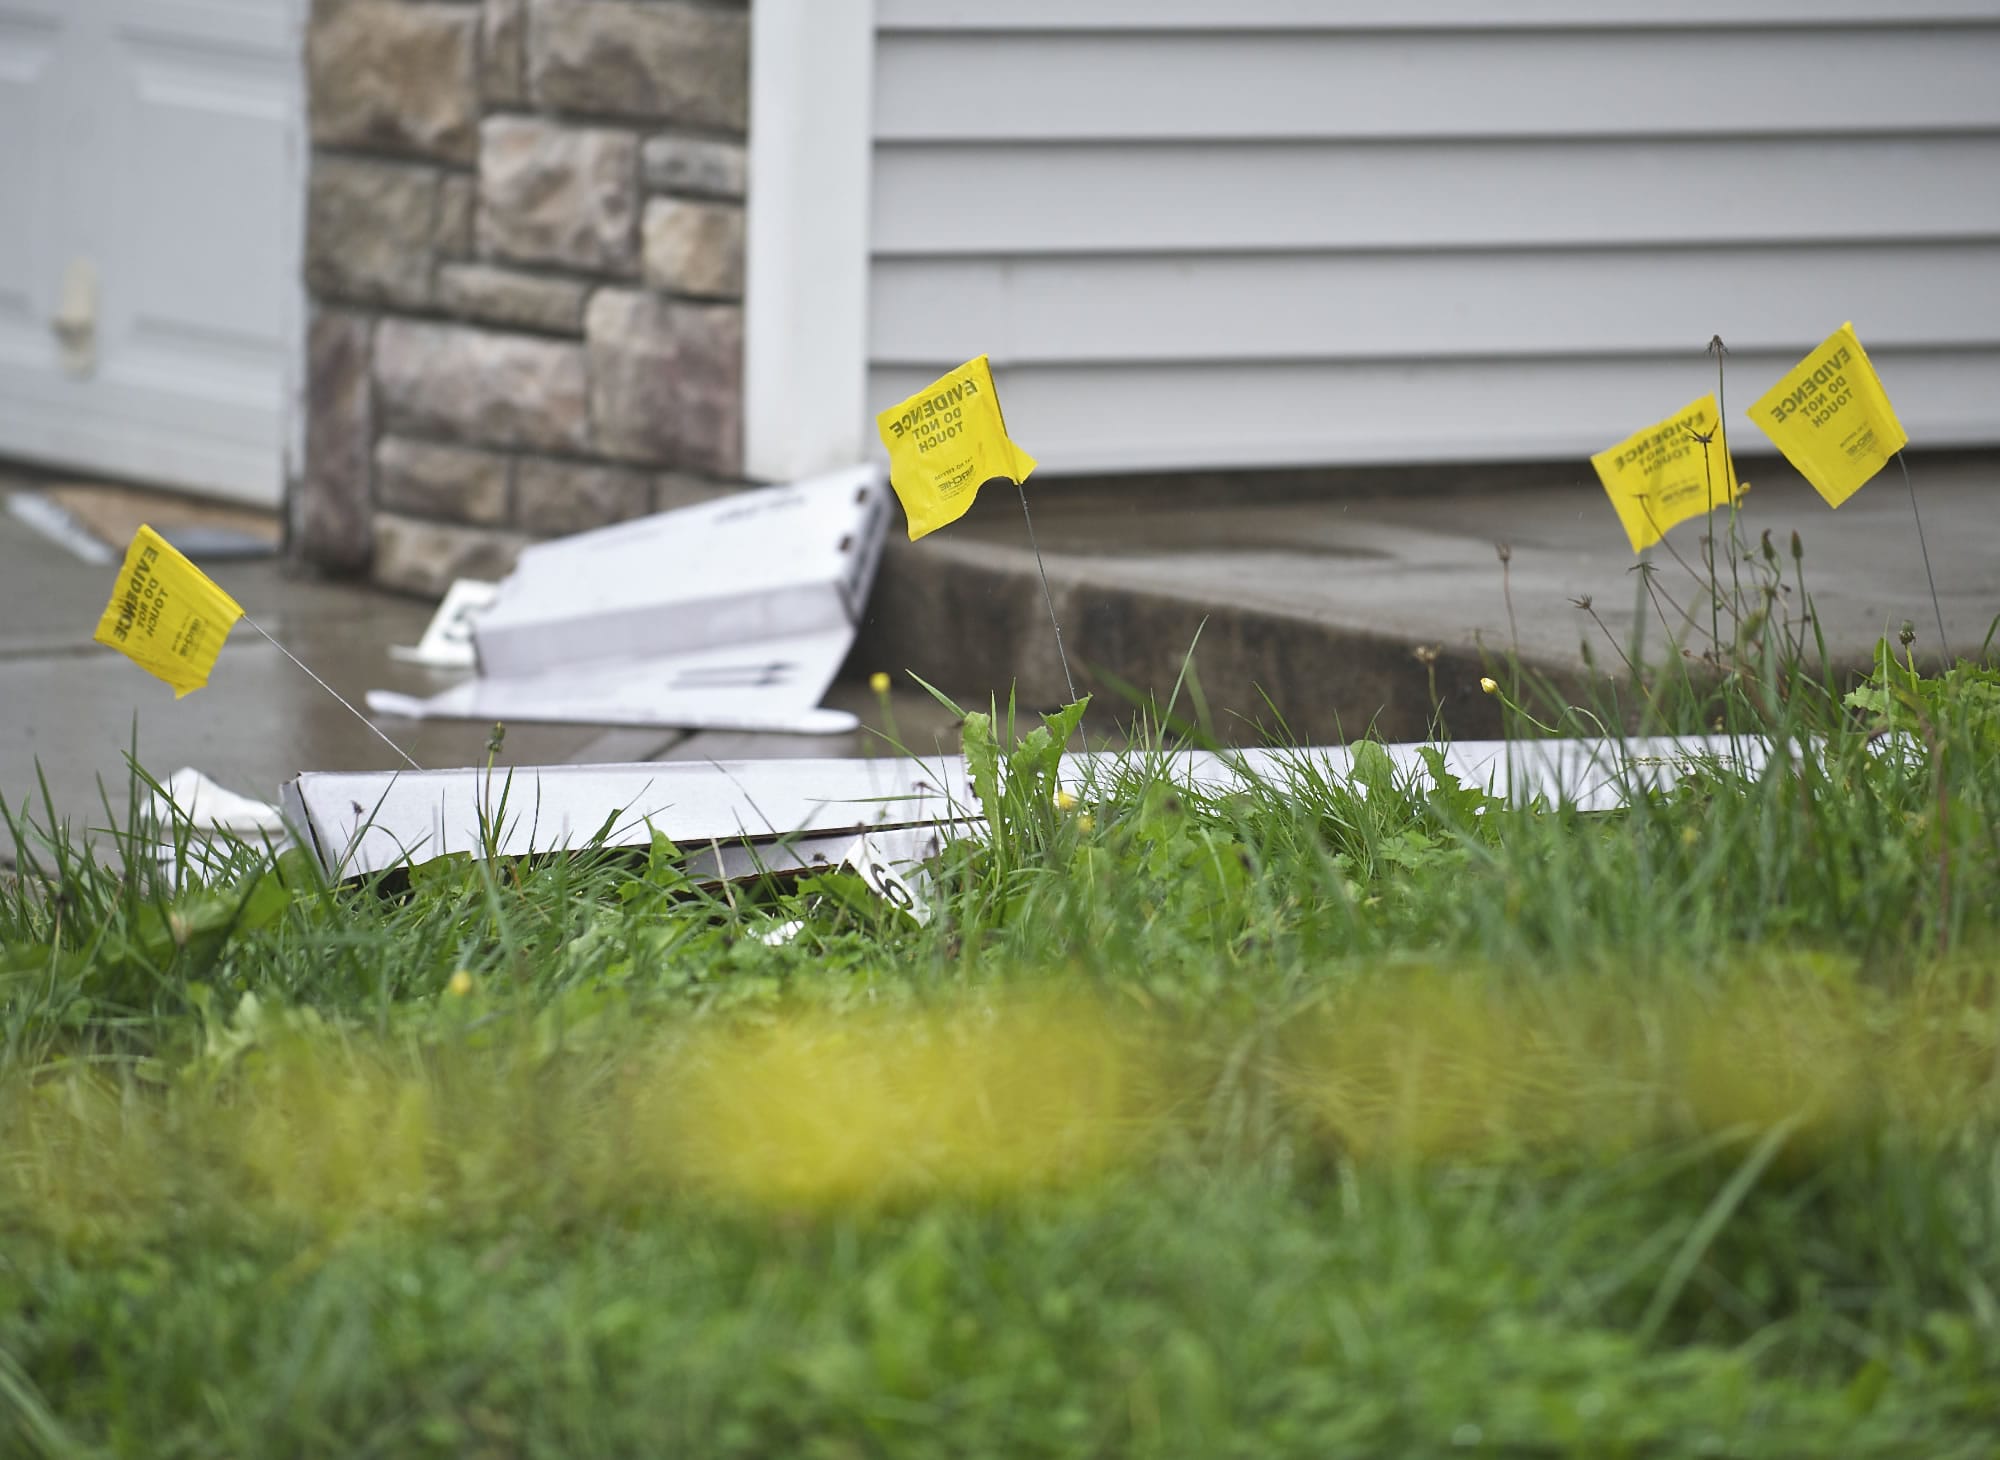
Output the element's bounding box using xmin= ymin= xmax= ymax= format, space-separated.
xmin=0 ymin=0 xmax=300 ymax=505
xmin=122 ymin=0 xmax=294 ymax=50
xmin=0 ymin=6 xmax=60 ymax=367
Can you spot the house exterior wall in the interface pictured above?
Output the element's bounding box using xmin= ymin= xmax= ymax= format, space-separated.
xmin=864 ymin=1 xmax=2000 ymax=474
xmin=296 ymin=0 xmax=750 ymax=591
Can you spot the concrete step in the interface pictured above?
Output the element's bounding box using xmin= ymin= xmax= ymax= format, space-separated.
xmin=854 ymin=453 xmax=1998 ymax=742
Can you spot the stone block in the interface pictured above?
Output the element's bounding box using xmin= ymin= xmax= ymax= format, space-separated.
xmin=435 ymin=173 xmax=477 ymax=260
xmin=437 ymin=263 xmax=589 ymax=335
xmin=527 ymin=0 xmax=748 ymax=128
xmin=308 ymin=0 xmax=479 ymax=164
xmin=374 ymin=437 xmax=513 ymax=525
xmin=373 ymin=514 xmax=529 ymax=598
xmin=305 ymin=157 xmax=439 ymax=309
xmin=297 ymin=310 xmax=375 ymax=573
xmin=641 ymin=197 xmax=743 ymax=299
xmin=477 ymin=116 xmax=638 ymax=275
xmin=641 ymin=134 xmax=747 ymax=199
xmin=481 ymin=0 xmax=526 ymax=105
xmin=375 ymin=318 xmax=589 ymax=452
xmin=515 ymin=457 xmax=652 ymax=535
xmin=585 ymin=289 xmax=741 ymax=474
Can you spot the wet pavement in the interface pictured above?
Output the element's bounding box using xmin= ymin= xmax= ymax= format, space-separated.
xmin=0 ymin=482 xmax=962 ymax=845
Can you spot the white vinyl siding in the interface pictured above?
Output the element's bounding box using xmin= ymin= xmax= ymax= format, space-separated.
xmin=865 ymin=3 xmax=2000 ymax=472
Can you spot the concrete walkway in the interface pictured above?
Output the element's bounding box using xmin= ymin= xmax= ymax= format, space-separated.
xmin=3 ymin=450 xmax=1995 ymax=851
xmin=859 ymin=450 xmax=1999 ymax=742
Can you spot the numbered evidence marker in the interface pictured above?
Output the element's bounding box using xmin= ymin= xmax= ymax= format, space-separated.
xmin=875 ymin=354 xmax=1038 ymax=540
xmin=1750 ymin=322 xmax=1907 ymax=509
xmin=92 ymin=524 xmax=244 ymax=697
xmin=1590 ymin=394 xmax=1744 ymax=554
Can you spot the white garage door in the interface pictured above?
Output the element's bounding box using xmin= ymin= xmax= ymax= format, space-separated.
xmin=0 ymin=0 xmax=301 ymax=505
xmin=863 ymin=0 xmax=2000 ymax=474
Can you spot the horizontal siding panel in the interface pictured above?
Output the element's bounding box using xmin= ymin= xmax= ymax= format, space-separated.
xmin=875 ymin=29 xmax=2000 ymax=142
xmin=867 ymin=350 xmax=2000 ymax=472
xmin=870 ymin=244 xmax=2000 ymax=365
xmin=878 ymin=0 xmax=2000 ymax=30
xmin=867 ymin=4 xmax=2000 ymax=466
xmin=873 ymin=137 xmax=2000 ymax=254
xmin=123 ymin=2 xmax=296 ymax=55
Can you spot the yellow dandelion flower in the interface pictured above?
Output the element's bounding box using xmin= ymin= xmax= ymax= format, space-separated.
xmin=869 ymin=671 xmax=892 ymax=695
xmin=447 ymin=970 xmax=474 ymax=998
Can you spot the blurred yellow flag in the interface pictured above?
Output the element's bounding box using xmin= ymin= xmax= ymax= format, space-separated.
xmin=1750 ymin=322 xmax=1907 ymax=508
xmin=875 ymin=355 xmax=1038 ymax=540
xmin=93 ymin=525 xmax=244 ymax=698
xmin=1590 ymin=394 xmax=1743 ymax=554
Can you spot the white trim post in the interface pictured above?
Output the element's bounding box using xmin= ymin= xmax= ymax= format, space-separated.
xmin=742 ymin=0 xmax=877 ymax=483
xmin=282 ymin=0 xmax=311 ymax=528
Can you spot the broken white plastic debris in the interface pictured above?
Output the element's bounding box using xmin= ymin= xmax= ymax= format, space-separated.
xmin=388 ymin=579 xmax=498 ymax=669
xmin=151 ymin=768 xmax=288 ymax=839
xmin=366 ymin=466 xmax=889 ymax=734
xmin=281 ymin=755 xmax=976 ymax=880
xmin=759 ymin=918 xmax=807 ymax=947
xmin=280 ymin=736 xmax=1764 ymax=881
xmin=1056 ymin=736 xmax=1774 ymax=817
xmin=368 ymin=628 xmax=863 ymax=735
xmin=148 ymin=768 xmax=291 ymax=879
xmin=687 ymin=822 xmax=958 ymax=896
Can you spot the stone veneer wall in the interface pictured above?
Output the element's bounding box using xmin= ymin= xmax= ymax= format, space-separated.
xmin=295 ymin=0 xmax=750 ymax=594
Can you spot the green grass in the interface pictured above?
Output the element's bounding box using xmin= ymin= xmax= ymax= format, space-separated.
xmin=5 ymin=612 xmax=2000 ymax=1455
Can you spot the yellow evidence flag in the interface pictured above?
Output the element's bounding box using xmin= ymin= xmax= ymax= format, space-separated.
xmin=92 ymin=524 xmax=245 ymax=697
xmin=1749 ymin=322 xmax=1907 ymax=508
xmin=1590 ymin=394 xmax=1744 ymax=554
xmin=875 ymin=355 xmax=1038 ymax=540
